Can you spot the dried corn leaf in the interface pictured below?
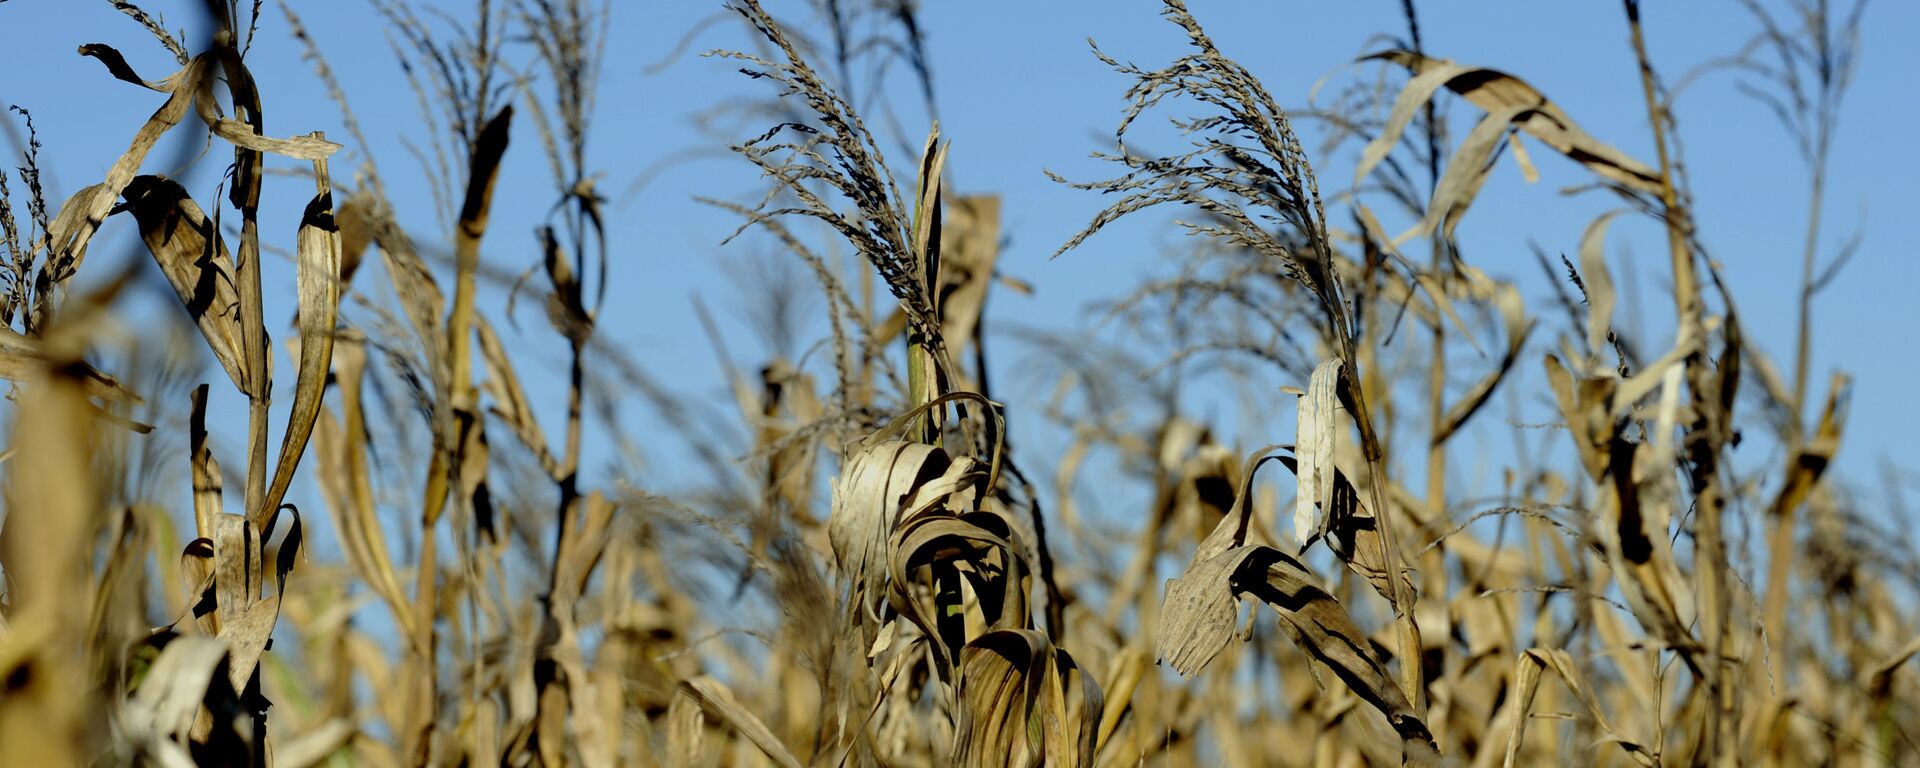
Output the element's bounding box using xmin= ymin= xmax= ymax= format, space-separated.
xmin=666 ymin=685 xmax=705 ymax=768
xmin=264 ymin=503 xmax=303 ymax=596
xmin=367 ymin=208 xmax=448 ymax=376
xmin=1158 ymin=541 xmax=1263 ymax=677
xmin=954 ymin=629 xmax=1102 ymax=768
xmin=1367 ymin=50 xmax=1663 ymax=195
xmin=1865 ymin=633 xmax=1920 ymax=699
xmin=1501 ymin=649 xmax=1547 ymax=768
xmin=1543 ymin=355 xmax=1699 ymax=658
xmin=52 ymin=51 xmax=202 ymax=285
xmin=212 ymin=513 xmax=257 ymax=630
xmin=1354 ymin=59 xmax=1479 ymax=187
xmin=938 ymin=195 xmax=1001 ymax=358
xmin=888 ymin=511 xmax=1026 ymax=671
xmin=333 ymin=189 xmax=374 ymax=287
xmin=677 ymin=677 xmax=801 ymax=768
xmin=1157 ymin=445 xmax=1289 ymax=673
xmin=221 ymin=594 xmax=281 ymax=695
xmin=78 ymin=42 xmax=168 ymax=90
xmin=121 ymin=176 xmax=251 ymax=395
xmin=1094 ymin=649 xmax=1146 ymax=753
xmin=204 ymin=117 xmax=341 ymax=160
xmin=176 ymin=538 xmax=217 ymax=634
xmin=831 ymin=439 xmax=948 ymax=637
xmin=259 ymin=166 xmax=342 ymax=524
xmin=1243 ymin=549 xmax=1436 ymax=754
xmin=274 ymin=720 xmax=355 ymax=768
xmin=311 ymin=333 xmax=413 ymax=637
xmin=1768 ymin=372 xmax=1850 ymax=521
xmin=124 ymin=636 xmax=228 ymax=743
xmin=1319 ymin=460 xmax=1415 ymax=604
xmin=477 ymin=315 xmax=555 ymax=474
xmin=1160 ymin=511 xmax=1438 ymax=757
xmin=1416 ymin=103 xmax=1534 ymax=242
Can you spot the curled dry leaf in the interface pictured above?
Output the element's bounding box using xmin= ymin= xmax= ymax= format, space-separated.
xmin=1159 ymin=516 xmax=1436 ymax=756
xmin=204 ymin=118 xmax=341 ymax=160
xmin=55 ymin=48 xmax=335 ymax=313
xmin=1156 ymin=444 xmax=1285 ymax=674
xmin=666 ymin=685 xmax=706 ymax=768
xmin=310 ymin=332 xmax=414 ymax=639
xmin=189 ymin=385 xmax=222 ymax=539
xmin=830 ymin=439 xmax=950 ymax=644
xmin=48 ymin=54 xmax=199 ymax=289
xmin=1242 ymin=549 xmax=1436 ymax=755
xmin=1314 ymin=453 xmax=1415 ymax=604
xmin=1158 ymin=542 xmax=1263 ymax=677
xmin=888 ymin=508 xmax=1025 ymax=673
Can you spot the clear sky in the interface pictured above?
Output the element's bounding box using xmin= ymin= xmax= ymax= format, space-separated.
xmin=3 ymin=0 xmax=1916 ymax=534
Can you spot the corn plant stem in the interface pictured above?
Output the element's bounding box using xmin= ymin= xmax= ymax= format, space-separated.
xmin=1625 ymin=2 xmax=1733 ymax=762
xmin=1764 ymin=159 xmax=1827 ymax=662
xmin=407 ymin=523 xmax=438 ymax=763
xmin=548 ymin=187 xmax=592 ymax=598
xmin=239 ymin=221 xmax=270 ymax=525
xmin=234 ymin=145 xmax=270 ymax=530
xmin=1335 ymin=315 xmax=1427 ymax=721
xmin=410 ymin=104 xmax=508 ymax=764
xmin=548 ymin=333 xmax=585 ymax=597
xmin=908 ymin=330 xmax=937 ymax=444
xmin=1410 ymin=0 xmax=1449 ymax=723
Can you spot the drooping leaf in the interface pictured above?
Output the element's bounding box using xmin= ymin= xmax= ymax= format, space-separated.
xmin=676 ymin=677 xmax=801 ymax=768
xmin=258 ymin=161 xmax=342 ymax=525
xmin=1366 ymin=49 xmax=1663 ymax=195
xmin=1241 ymin=548 xmax=1436 ymax=755
xmin=1157 ymin=542 xmax=1263 ymax=677
xmin=1417 ymin=103 xmax=1534 ymax=242
xmin=121 ymin=176 xmax=251 ymax=396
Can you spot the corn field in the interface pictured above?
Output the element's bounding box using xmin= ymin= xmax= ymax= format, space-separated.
xmin=0 ymin=0 xmax=1914 ymax=765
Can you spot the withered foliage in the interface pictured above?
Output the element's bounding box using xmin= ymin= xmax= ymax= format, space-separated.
xmin=0 ymin=0 xmax=1911 ymax=766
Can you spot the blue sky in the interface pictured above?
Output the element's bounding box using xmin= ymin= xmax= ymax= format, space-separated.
xmin=4 ymin=0 xmax=1916 ymax=538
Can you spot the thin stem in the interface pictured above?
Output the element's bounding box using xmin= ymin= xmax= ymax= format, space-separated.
xmin=1626 ymin=2 xmax=1733 ymax=761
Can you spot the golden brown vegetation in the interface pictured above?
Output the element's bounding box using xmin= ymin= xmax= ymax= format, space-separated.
xmin=0 ymin=0 xmax=1912 ymax=766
